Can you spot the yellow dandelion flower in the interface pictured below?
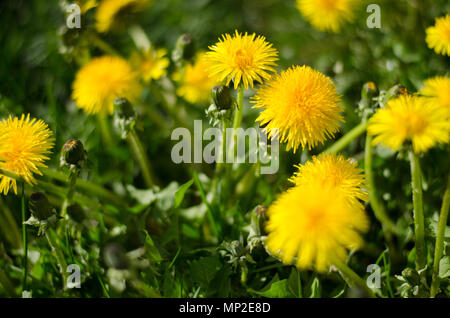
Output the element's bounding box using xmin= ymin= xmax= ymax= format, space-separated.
xmin=426 ymin=14 xmax=450 ymax=56
xmin=96 ymin=0 xmax=152 ymax=33
xmin=76 ymin=0 xmax=98 ymax=14
xmin=0 ymin=115 xmax=54 ymax=195
xmin=206 ymin=30 xmax=278 ymax=90
xmin=296 ymin=0 xmax=358 ymax=33
xmin=130 ymin=47 xmax=170 ymax=83
xmin=72 ymin=56 xmax=141 ymax=115
xmin=252 ymin=65 xmax=343 ymax=152
xmin=419 ymin=76 xmax=450 ymax=114
xmin=265 ymin=183 xmax=369 ymax=272
xmin=368 ymin=94 xmax=450 ymax=153
xmin=290 ymin=153 xmax=368 ymax=203
xmin=173 ymin=52 xmax=219 ymax=104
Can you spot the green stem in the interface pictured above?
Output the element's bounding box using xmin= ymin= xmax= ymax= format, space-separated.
xmin=226 ymin=86 xmax=244 ymax=179
xmin=193 ymin=171 xmax=219 ymax=238
xmin=364 ymin=133 xmax=397 ymax=233
xmin=129 ymin=24 xmax=151 ymax=51
xmin=45 ymin=229 xmax=69 ymax=290
xmin=324 ymin=121 xmax=368 ymax=154
xmin=21 ymin=183 xmax=28 ymax=293
xmin=216 ymin=119 xmax=227 ymax=173
xmin=37 ymin=180 xmax=102 ymax=211
xmin=98 ymin=114 xmax=114 ymax=147
xmin=40 ymin=167 xmax=127 ymax=207
xmin=408 ymin=150 xmax=426 ymax=271
xmin=333 ymin=259 xmax=376 ymax=298
xmin=61 ymin=170 xmax=78 ymax=218
xmin=233 ymin=86 xmax=244 ymax=132
xmin=97 ymin=274 xmax=111 ymax=298
xmin=430 ymin=172 xmax=450 ymax=297
xmin=297 ymin=269 xmax=303 ymax=298
xmin=127 ymin=128 xmax=156 ymax=188
xmin=89 ymin=33 xmax=120 ymax=56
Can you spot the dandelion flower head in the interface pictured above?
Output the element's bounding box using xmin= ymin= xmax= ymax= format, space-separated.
xmin=0 ymin=115 xmax=54 ymax=195
xmin=72 ymin=55 xmax=141 ymax=115
xmin=130 ymin=46 xmax=170 ymax=83
xmin=426 ymin=14 xmax=450 ymax=56
xmin=296 ymin=0 xmax=358 ymax=33
xmin=265 ymin=183 xmax=369 ymax=272
xmin=252 ymin=65 xmax=343 ymax=152
xmin=206 ymin=30 xmax=278 ymax=89
xmin=173 ymin=52 xmax=220 ymax=104
xmin=290 ymin=153 xmax=368 ymax=203
xmin=419 ymin=76 xmax=450 ymax=114
xmin=368 ymin=94 xmax=450 ymax=153
xmin=96 ymin=0 xmax=152 ymax=33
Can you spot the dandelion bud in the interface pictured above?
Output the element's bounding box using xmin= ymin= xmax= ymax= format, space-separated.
xmin=402 ymin=268 xmax=421 ymax=286
xmin=29 ymin=192 xmax=54 ymax=221
xmin=62 ymin=139 xmax=86 ymax=167
xmin=172 ymin=34 xmax=196 ymax=64
xmin=103 ymin=243 xmax=129 ymax=270
xmin=67 ymin=203 xmax=85 ymax=223
xmin=114 ymin=98 xmax=135 ymax=119
xmin=211 ymin=85 xmax=233 ymax=110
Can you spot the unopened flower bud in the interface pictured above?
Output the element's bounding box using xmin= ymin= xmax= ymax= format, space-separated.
xmin=402 ymin=267 xmax=421 ymax=286
xmin=62 ymin=139 xmax=86 ymax=166
xmin=29 ymin=192 xmax=54 ymax=221
xmin=172 ymin=34 xmax=196 ymax=63
xmin=114 ymin=98 xmax=135 ymax=119
xmin=211 ymin=85 xmax=233 ymax=110
xmin=67 ymin=203 xmax=85 ymax=223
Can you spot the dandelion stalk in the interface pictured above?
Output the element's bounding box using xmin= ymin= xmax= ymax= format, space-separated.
xmin=129 ymin=24 xmax=150 ymax=51
xmin=364 ymin=133 xmax=397 ymax=233
xmin=227 ymin=85 xmax=244 ymax=175
xmin=324 ymin=121 xmax=368 ymax=154
xmin=21 ymin=182 xmax=29 ymax=293
xmin=61 ymin=171 xmax=77 ymax=218
xmin=40 ymin=167 xmax=127 ymax=207
xmin=127 ymin=128 xmax=155 ymax=188
xmin=408 ymin=150 xmax=426 ymax=271
xmin=98 ymin=114 xmax=114 ymax=147
xmin=333 ymin=259 xmax=376 ymax=298
xmin=430 ymin=172 xmax=450 ymax=297
xmin=233 ymin=86 xmax=244 ymax=135
xmin=89 ymin=33 xmax=120 ymax=56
